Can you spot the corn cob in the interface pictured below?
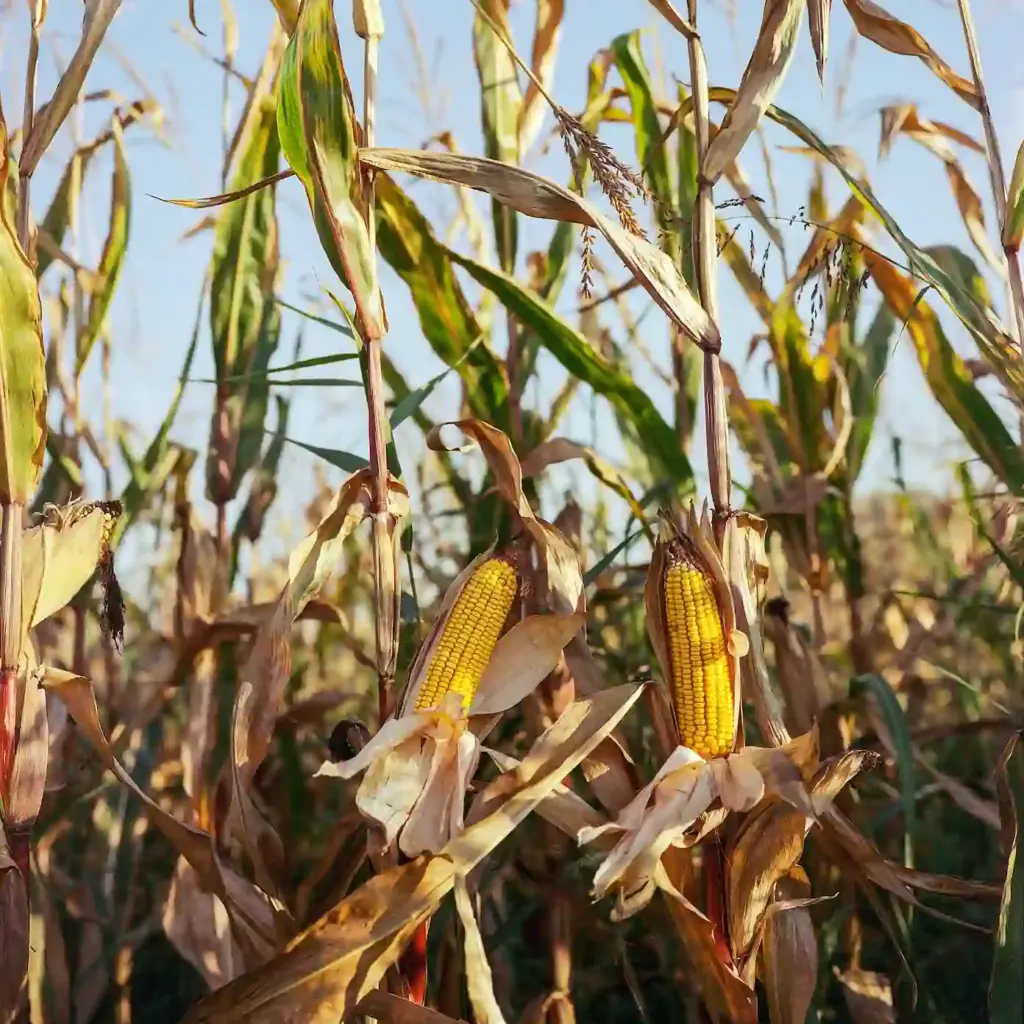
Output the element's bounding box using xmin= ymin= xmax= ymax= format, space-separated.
xmin=414 ymin=557 xmax=518 ymax=711
xmin=663 ymin=539 xmax=734 ymax=758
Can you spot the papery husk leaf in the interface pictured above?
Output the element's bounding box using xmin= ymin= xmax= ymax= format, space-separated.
xmin=454 ymin=878 xmax=507 ymax=1024
xmin=182 ymin=684 xmax=643 ymax=1022
xmin=762 ymin=877 xmax=819 ymax=1024
xmin=5 ymin=664 xmax=47 ymax=832
xmin=21 ymin=504 xmax=107 ymax=635
xmin=702 ymin=0 xmax=805 ymax=183
xmin=428 ymin=418 xmax=583 ymax=613
xmin=0 ymin=822 xmax=28 ymax=1024
xmin=359 ymin=148 xmax=718 ymax=353
xmin=470 ymin=612 xmax=585 ymax=715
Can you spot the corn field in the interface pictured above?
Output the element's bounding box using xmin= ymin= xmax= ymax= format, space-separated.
xmin=0 ymin=0 xmax=1023 ymax=1022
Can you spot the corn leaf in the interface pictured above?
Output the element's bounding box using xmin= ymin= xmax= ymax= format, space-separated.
xmin=375 ymin=173 xmax=510 ymax=429
xmin=274 ymin=297 xmax=355 ymax=337
xmin=689 ymin=88 xmax=1024 ymax=403
xmin=702 ymin=0 xmax=805 ymax=184
xmin=446 ymin=247 xmax=694 ymax=489
xmin=0 ymin=106 xmax=47 ymax=505
xmin=277 ymin=0 xmax=382 ymax=334
xmin=78 ymin=121 xmax=130 ymax=374
xmin=840 ymin=0 xmax=980 ymax=109
xmin=865 ymin=251 xmax=1024 ymax=492
xmin=1004 ymin=139 xmax=1024 ymax=250
xmin=808 ymin=0 xmax=832 ymax=82
xmin=36 ymin=147 xmax=98 ymax=279
xmin=473 ymin=0 xmax=521 ymax=272
xmin=844 ymin=302 xmax=894 ymax=482
xmin=360 ymin=148 xmax=719 ymax=354
xmin=207 ymin=89 xmax=282 ymax=504
xmin=519 ymin=0 xmax=564 ymax=152
xmin=991 ymin=731 xmax=1024 ymax=1024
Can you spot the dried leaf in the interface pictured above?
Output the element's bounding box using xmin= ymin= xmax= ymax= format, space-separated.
xmin=944 ymin=159 xmax=1005 ymax=277
xmin=0 ymin=105 xmax=47 ymax=505
xmin=991 ymin=731 xmax=1024 ymax=1024
xmin=808 ymin=0 xmax=832 ymax=82
xmin=455 ymin=879 xmax=507 ymax=1024
xmin=840 ymin=0 xmax=979 ymax=109
xmin=837 ymin=968 xmax=895 ymax=1024
xmin=359 ymin=148 xmax=719 ymax=353
xmin=763 ymin=886 xmax=818 ymax=1023
xmin=0 ymin=824 xmax=28 ymax=1024
xmin=702 ymin=0 xmax=805 ymax=184
xmin=519 ymin=0 xmax=565 ymax=151
xmin=19 ymin=1 xmax=124 ymax=176
xmin=356 ymin=992 xmax=466 ymax=1024
xmin=40 ymin=668 xmax=278 ymax=961
xmin=642 ymin=0 xmax=696 ymax=38
xmin=5 ymin=666 xmax=47 ymax=833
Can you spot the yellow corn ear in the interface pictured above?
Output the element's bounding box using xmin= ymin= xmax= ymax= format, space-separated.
xmin=414 ymin=558 xmax=518 ymax=711
xmin=663 ymin=540 xmax=734 ymax=758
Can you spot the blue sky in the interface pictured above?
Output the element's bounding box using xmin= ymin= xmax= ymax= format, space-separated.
xmin=4 ymin=0 xmax=1024 ymax=572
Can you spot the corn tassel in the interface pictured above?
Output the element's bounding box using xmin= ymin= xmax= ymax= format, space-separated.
xmin=663 ymin=539 xmax=734 ymax=758
xmin=415 ymin=557 xmax=518 ymax=711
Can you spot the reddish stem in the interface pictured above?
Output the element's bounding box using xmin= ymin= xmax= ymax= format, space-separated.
xmin=703 ymin=842 xmax=732 ymax=967
xmin=0 ymin=667 xmax=15 ymax=811
xmin=398 ymin=919 xmax=429 ymax=1004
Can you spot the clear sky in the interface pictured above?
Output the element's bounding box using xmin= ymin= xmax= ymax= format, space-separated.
xmin=3 ymin=0 xmax=1024 ymax=572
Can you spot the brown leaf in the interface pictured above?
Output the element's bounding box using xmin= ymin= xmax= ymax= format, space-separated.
xmin=642 ymin=0 xmax=696 ymax=38
xmin=355 ymin=991 xmax=467 ymax=1023
xmin=944 ymin=159 xmax=1005 ymax=277
xmin=5 ymin=665 xmax=48 ymax=833
xmin=841 ymin=0 xmax=979 ymax=109
xmin=0 ymin=825 xmax=28 ymax=1024
xmin=808 ymin=0 xmax=832 ymax=82
xmin=763 ymin=885 xmax=819 ymax=1024
xmin=878 ymin=103 xmax=983 ymax=161
xmin=519 ymin=0 xmax=565 ymax=152
xmin=702 ymin=0 xmax=806 ymax=183
xmin=915 ymin=750 xmax=1001 ymax=831
xmin=836 ymin=968 xmax=895 ymax=1024
xmin=359 ymin=148 xmax=719 ymax=353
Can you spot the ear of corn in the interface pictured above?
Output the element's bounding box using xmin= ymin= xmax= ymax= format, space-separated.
xmin=663 ymin=539 xmax=734 ymax=758
xmin=414 ymin=557 xmax=518 ymax=711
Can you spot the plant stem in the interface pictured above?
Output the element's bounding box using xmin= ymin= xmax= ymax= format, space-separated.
xmin=0 ymin=506 xmax=23 ymax=815
xmin=17 ymin=1 xmax=45 ymax=253
xmin=954 ymin=0 xmax=1024 ymax=349
xmin=686 ymin=1 xmax=731 ymax=541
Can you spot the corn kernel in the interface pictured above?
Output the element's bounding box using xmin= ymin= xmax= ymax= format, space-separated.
xmin=663 ymin=539 xmax=734 ymax=758
xmin=414 ymin=558 xmax=518 ymax=711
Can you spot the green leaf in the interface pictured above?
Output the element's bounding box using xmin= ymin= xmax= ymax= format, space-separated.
xmin=207 ymin=89 xmax=282 ymax=504
xmin=851 ymin=673 xmax=916 ymax=868
xmin=78 ymin=121 xmax=130 ymax=374
xmin=190 ymin=352 xmax=358 ymax=385
xmin=991 ymin=731 xmax=1024 ymax=1024
xmin=0 ymin=108 xmax=47 ymax=504
xmin=281 ymin=435 xmax=369 ymax=473
xmin=447 ymin=247 xmax=693 ymax=489
xmin=277 ymin=0 xmax=382 ymax=333
xmin=36 ymin=146 xmax=98 ymax=279
xmin=274 ymin=297 xmax=355 ymax=337
xmin=375 ymin=173 xmax=509 ymax=430
xmin=473 ymin=0 xmax=522 ymax=272
xmin=845 ymin=302 xmax=894 ymax=482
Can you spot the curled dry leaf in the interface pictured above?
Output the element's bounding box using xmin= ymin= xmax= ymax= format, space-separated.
xmin=226 ymin=469 xmax=401 ymax=887
xmin=427 ymin=418 xmax=583 ymax=613
xmin=702 ymin=0 xmax=805 ymax=184
xmin=183 ymin=684 xmax=643 ymax=1023
xmin=358 ymin=148 xmax=719 ymax=353
xmin=878 ymin=103 xmax=983 ymax=161
xmin=944 ymin=160 xmax=1005 ymax=278
xmin=40 ymin=668 xmax=278 ymax=966
xmin=840 ymin=0 xmax=979 ymax=109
